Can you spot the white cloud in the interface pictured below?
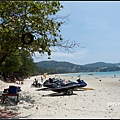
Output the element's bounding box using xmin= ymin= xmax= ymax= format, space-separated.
xmin=32 ymin=50 xmax=88 ymax=65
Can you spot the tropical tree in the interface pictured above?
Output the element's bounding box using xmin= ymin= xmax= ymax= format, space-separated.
xmin=0 ymin=51 xmax=38 ymax=80
xmin=0 ymin=1 xmax=79 ymax=66
xmin=0 ymin=1 xmax=81 ymax=80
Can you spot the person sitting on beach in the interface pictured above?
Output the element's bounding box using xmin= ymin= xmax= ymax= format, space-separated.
xmin=32 ymin=78 xmax=42 ymax=87
xmin=77 ymin=78 xmax=82 ymax=83
xmin=63 ymin=79 xmax=69 ymax=84
xmin=77 ymin=75 xmax=82 ymax=83
xmin=33 ymin=78 xmax=38 ymax=85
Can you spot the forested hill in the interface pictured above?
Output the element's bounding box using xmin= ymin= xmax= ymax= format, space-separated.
xmin=35 ymin=60 xmax=120 ymax=73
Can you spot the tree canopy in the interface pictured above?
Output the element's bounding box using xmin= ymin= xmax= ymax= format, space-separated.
xmin=0 ymin=1 xmax=79 ymax=79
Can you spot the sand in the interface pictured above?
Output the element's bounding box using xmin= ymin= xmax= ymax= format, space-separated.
xmin=0 ymin=74 xmax=120 ymax=119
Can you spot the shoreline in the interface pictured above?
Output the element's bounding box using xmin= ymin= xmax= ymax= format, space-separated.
xmin=0 ymin=74 xmax=120 ymax=119
xmin=52 ymin=71 xmax=120 ymax=78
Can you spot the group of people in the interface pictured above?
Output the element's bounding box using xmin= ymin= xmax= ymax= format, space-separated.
xmin=32 ymin=78 xmax=41 ymax=87
xmin=32 ymin=72 xmax=47 ymax=85
xmin=13 ymin=77 xmax=24 ymax=84
xmin=32 ymin=76 xmax=44 ymax=86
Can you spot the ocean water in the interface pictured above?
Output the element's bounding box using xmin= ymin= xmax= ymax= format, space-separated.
xmin=58 ymin=71 xmax=120 ymax=78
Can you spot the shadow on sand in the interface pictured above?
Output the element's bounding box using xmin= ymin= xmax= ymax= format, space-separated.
xmin=0 ymin=108 xmax=20 ymax=119
xmin=42 ymin=92 xmax=77 ymax=97
xmin=35 ymin=87 xmax=50 ymax=91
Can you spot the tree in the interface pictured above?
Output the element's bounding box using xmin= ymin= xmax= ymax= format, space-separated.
xmin=0 ymin=51 xmax=38 ymax=81
xmin=0 ymin=1 xmax=80 ymax=67
xmin=0 ymin=1 xmax=81 ymax=80
xmin=18 ymin=54 xmax=38 ymax=77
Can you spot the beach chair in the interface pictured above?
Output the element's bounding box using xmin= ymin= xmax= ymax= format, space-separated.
xmin=1 ymin=86 xmax=21 ymax=105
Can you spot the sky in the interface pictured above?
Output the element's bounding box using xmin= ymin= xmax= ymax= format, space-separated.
xmin=33 ymin=1 xmax=120 ymax=65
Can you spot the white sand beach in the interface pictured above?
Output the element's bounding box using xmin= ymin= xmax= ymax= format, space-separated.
xmin=0 ymin=74 xmax=120 ymax=119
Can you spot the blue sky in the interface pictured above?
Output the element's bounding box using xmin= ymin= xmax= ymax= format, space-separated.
xmin=33 ymin=1 xmax=120 ymax=65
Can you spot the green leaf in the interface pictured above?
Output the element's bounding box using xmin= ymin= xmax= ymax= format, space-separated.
xmin=5 ymin=28 xmax=9 ymax=32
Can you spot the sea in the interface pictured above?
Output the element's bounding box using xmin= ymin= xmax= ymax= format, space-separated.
xmin=58 ymin=71 xmax=120 ymax=78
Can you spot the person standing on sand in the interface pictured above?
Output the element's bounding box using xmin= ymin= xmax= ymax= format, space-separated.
xmin=114 ymin=74 xmax=116 ymax=78
xmin=43 ymin=73 xmax=47 ymax=78
xmin=13 ymin=77 xmax=17 ymax=83
xmin=78 ymin=75 xmax=81 ymax=80
xmin=41 ymin=76 xmax=43 ymax=83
